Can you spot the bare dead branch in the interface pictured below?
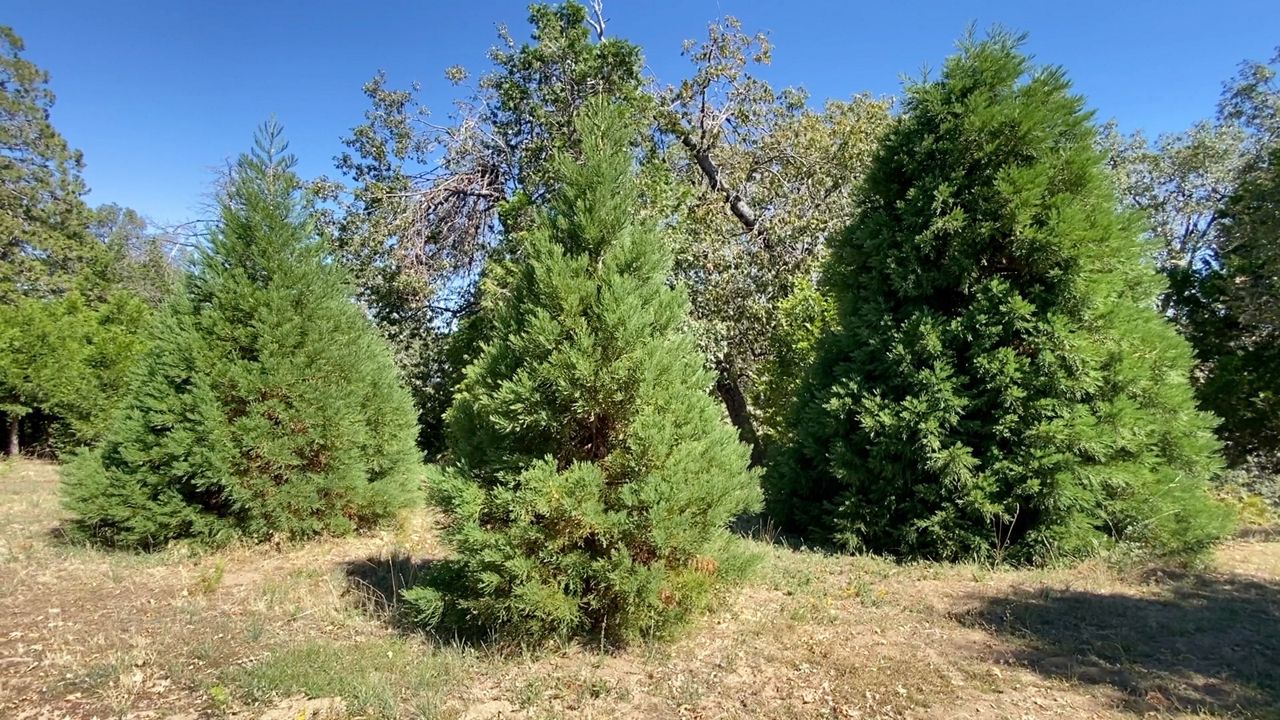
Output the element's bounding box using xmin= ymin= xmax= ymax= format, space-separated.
xmin=586 ymin=0 xmax=607 ymax=41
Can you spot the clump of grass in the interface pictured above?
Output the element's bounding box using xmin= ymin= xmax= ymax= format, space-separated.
xmin=224 ymin=637 xmax=463 ymax=719
xmin=207 ymin=683 xmax=232 ymax=712
xmin=847 ymin=577 xmax=889 ymax=607
xmin=196 ymin=560 xmax=226 ymax=594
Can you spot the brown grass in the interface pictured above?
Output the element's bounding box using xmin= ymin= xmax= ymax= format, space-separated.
xmin=2 ymin=457 xmax=1277 ymax=719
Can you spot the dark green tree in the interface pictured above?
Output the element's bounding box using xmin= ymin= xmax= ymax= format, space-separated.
xmin=0 ymin=26 xmax=96 ymax=302
xmin=61 ymin=122 xmax=422 ymax=548
xmin=1196 ymin=145 xmax=1280 ymax=473
xmin=768 ymin=33 xmax=1230 ymax=563
xmin=404 ymin=101 xmax=761 ymax=644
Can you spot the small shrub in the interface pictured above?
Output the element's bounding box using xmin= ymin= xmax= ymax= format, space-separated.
xmin=196 ymin=560 xmax=226 ymax=595
xmin=1217 ymin=467 xmax=1280 ymax=528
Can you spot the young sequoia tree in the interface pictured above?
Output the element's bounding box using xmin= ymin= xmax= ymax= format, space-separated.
xmin=768 ymin=33 xmax=1230 ymax=563
xmin=62 ymin=123 xmax=421 ymax=548
xmin=405 ymin=100 xmax=761 ymax=644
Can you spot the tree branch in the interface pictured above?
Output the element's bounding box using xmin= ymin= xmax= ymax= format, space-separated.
xmin=676 ymin=130 xmax=761 ymax=235
xmin=586 ymin=0 xmax=607 ymax=41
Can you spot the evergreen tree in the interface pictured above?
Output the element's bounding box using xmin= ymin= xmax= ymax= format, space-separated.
xmin=62 ymin=122 xmax=421 ymax=548
xmin=0 ymin=26 xmax=96 ymax=302
xmin=1196 ymin=145 xmax=1280 ymax=472
xmin=0 ymin=26 xmax=146 ymax=452
xmin=768 ymin=33 xmax=1230 ymax=562
xmin=404 ymin=101 xmax=761 ymax=644
xmin=0 ymin=291 xmax=150 ymax=455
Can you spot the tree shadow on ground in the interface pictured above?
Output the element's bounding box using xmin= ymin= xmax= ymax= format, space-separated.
xmin=955 ymin=570 xmax=1280 ymax=717
xmin=342 ymin=552 xmax=442 ymax=633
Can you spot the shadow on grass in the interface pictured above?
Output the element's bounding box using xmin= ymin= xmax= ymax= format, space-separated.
xmin=956 ymin=572 xmax=1280 ymax=716
xmin=342 ymin=554 xmax=508 ymax=649
xmin=1237 ymin=525 xmax=1280 ymax=542
xmin=342 ymin=552 xmax=440 ymax=632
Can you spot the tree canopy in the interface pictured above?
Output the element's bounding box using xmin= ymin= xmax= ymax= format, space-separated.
xmin=767 ymin=32 xmax=1230 ymax=562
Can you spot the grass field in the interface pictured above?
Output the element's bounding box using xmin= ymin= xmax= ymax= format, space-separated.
xmin=2 ymin=458 xmax=1277 ymax=719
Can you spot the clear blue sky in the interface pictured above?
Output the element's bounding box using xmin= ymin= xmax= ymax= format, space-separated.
xmin=7 ymin=0 xmax=1278 ymax=225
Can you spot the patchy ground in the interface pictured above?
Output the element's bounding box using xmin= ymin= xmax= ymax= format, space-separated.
xmin=2 ymin=459 xmax=1276 ymax=719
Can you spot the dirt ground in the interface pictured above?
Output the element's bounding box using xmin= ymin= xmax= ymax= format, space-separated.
xmin=2 ymin=458 xmax=1276 ymax=719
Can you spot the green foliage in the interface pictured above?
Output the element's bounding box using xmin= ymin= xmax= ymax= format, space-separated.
xmin=1216 ymin=477 xmax=1279 ymax=528
xmin=768 ymin=32 xmax=1231 ymax=563
xmin=88 ymin=203 xmax=182 ymax=307
xmin=61 ymin=122 xmax=422 ymax=549
xmin=322 ymin=1 xmax=649 ymax=456
xmin=1196 ymin=145 xmax=1280 ymax=470
xmin=326 ymin=6 xmax=893 ymax=460
xmin=1106 ymin=48 xmax=1280 ymax=473
xmin=753 ymin=277 xmax=836 ymax=445
xmin=407 ymin=101 xmax=761 ymax=645
xmin=0 ymin=27 xmax=174 ymax=455
xmin=0 ymin=292 xmax=151 ymax=453
xmin=0 ymin=26 xmax=99 ymax=302
xmin=658 ymin=21 xmax=894 ymax=458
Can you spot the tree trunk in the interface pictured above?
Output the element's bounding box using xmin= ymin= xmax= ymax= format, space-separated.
xmin=6 ymin=415 xmax=18 ymax=457
xmin=713 ymin=362 xmax=764 ymax=467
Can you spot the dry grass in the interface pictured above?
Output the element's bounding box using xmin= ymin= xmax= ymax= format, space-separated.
xmin=2 ymin=457 xmax=1277 ymax=719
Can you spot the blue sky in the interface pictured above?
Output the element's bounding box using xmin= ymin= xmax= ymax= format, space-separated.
xmin=8 ymin=1 xmax=1278 ymax=225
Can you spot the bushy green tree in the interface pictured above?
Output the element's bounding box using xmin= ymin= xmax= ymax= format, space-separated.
xmin=1197 ymin=146 xmax=1280 ymax=471
xmin=405 ymin=101 xmax=761 ymax=644
xmin=768 ymin=33 xmax=1230 ymax=563
xmin=0 ymin=292 xmax=151 ymax=455
xmin=61 ymin=122 xmax=421 ymax=548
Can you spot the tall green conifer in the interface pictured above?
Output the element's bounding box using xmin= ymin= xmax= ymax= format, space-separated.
xmin=768 ymin=33 xmax=1230 ymax=562
xmin=1194 ymin=146 xmax=1280 ymax=473
xmin=62 ymin=122 xmax=421 ymax=548
xmin=406 ymin=101 xmax=761 ymax=644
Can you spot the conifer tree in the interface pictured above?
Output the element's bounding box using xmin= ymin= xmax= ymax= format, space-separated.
xmin=62 ymin=122 xmax=421 ymax=548
xmin=1195 ymin=145 xmax=1280 ymax=472
xmin=405 ymin=100 xmax=761 ymax=644
xmin=0 ymin=291 xmax=150 ymax=455
xmin=768 ymin=33 xmax=1230 ymax=562
xmin=0 ymin=26 xmax=95 ymax=303
xmin=0 ymin=26 xmax=149 ymax=453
